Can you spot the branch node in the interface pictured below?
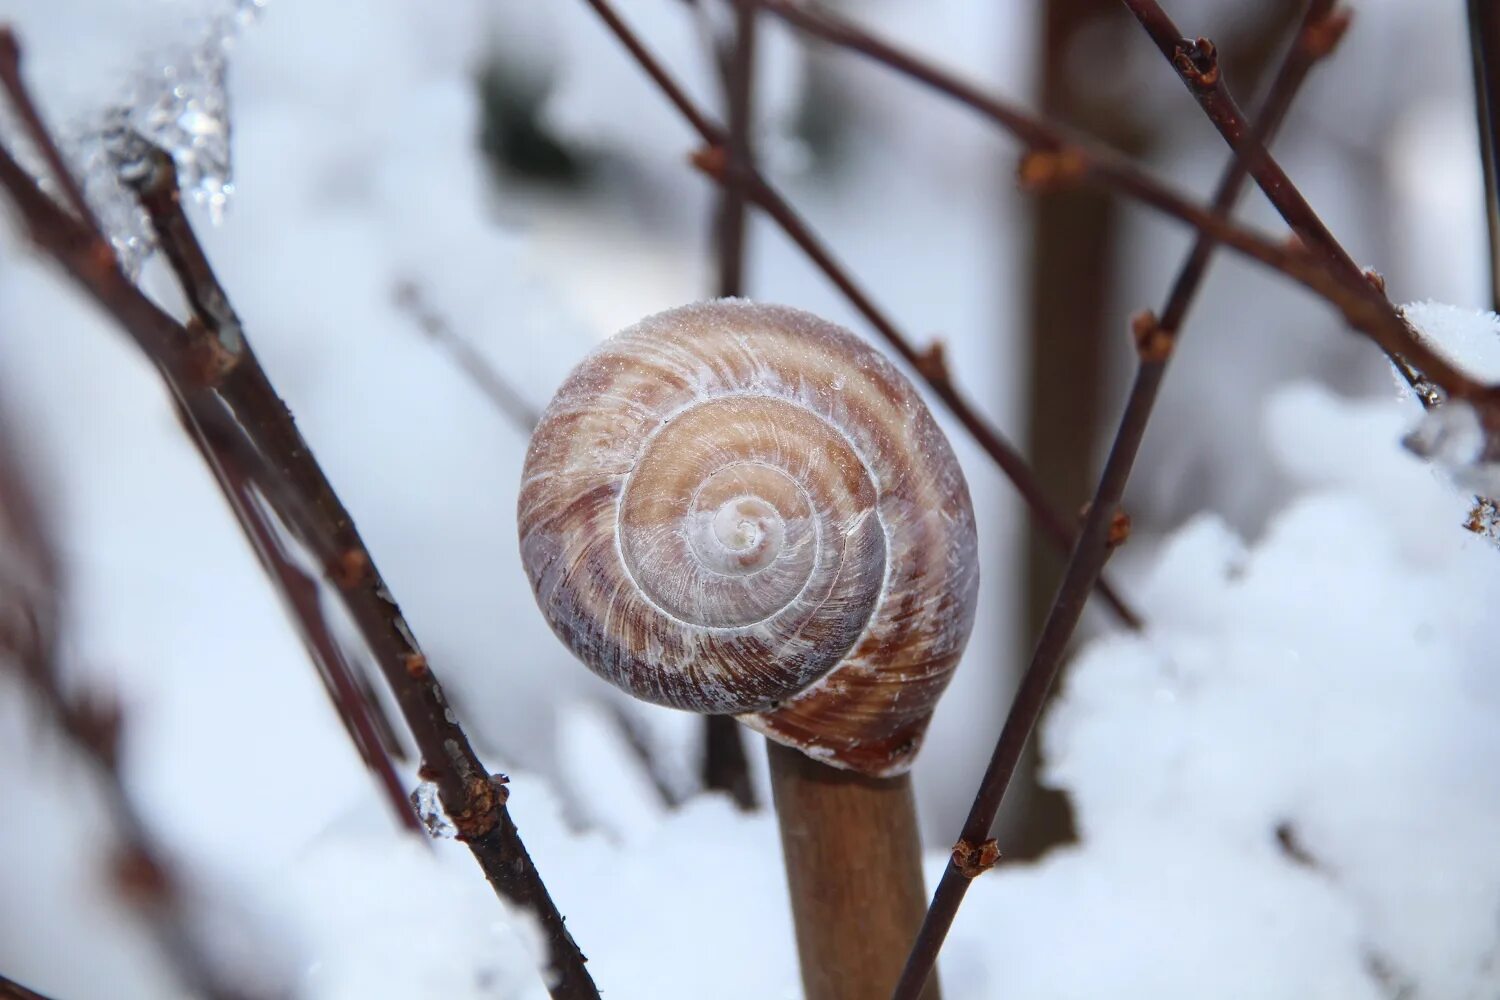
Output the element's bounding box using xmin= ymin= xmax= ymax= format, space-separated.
xmin=1107 ymin=509 xmax=1132 ymax=549
xmin=690 ymin=144 xmax=730 ymax=183
xmin=1016 ymin=147 xmax=1087 ymax=192
xmin=329 ymin=547 xmax=372 ymax=589
xmin=914 ymin=339 xmax=951 ymax=385
xmin=0 ymin=27 xmax=19 ymax=69
xmin=1130 ymin=309 xmax=1175 ymax=363
xmin=403 ymin=652 xmax=429 ymax=679
xmin=449 ymin=773 xmax=512 ymax=841
xmin=183 ymin=317 xmax=240 ymax=385
xmin=951 ymin=837 xmax=1000 ymax=879
xmin=1301 ymin=8 xmax=1353 ymax=61
xmin=111 ymin=845 xmax=173 ymax=905
xmin=1171 ymin=37 xmax=1220 ymax=89
xmin=69 ymin=691 xmax=125 ymax=768
xmin=1362 ymin=266 xmax=1387 ymax=294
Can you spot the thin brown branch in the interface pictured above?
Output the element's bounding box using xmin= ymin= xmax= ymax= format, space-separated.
xmin=122 ymin=145 xmax=419 ymax=831
xmin=0 ymin=28 xmax=99 ymax=233
xmin=122 ymin=139 xmax=244 ymax=357
xmin=0 ymin=411 xmax=271 ymax=1000
xmin=393 ymin=279 xmax=541 ymax=433
xmin=1115 ymin=0 xmax=1440 ymax=400
xmin=226 ymin=463 xmax=423 ymax=834
xmin=0 ymin=971 xmax=55 ymax=1000
xmin=754 ymin=1 xmax=1488 ymax=407
xmin=580 ymin=0 xmax=1144 ymax=629
xmin=1470 ymin=0 xmax=1500 ymax=313
xmin=605 ymin=701 xmax=687 ymax=809
xmin=893 ymin=4 xmax=1343 ymax=994
xmin=0 ymin=34 xmax=599 ymax=1000
xmin=1118 ymin=0 xmax=1355 ymax=272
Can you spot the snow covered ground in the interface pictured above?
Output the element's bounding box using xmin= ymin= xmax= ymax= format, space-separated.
xmin=1 ymin=1 xmax=1497 ymax=997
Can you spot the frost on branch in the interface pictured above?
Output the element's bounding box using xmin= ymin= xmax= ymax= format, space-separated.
xmin=0 ymin=0 xmax=265 ymax=275
xmin=1399 ymin=302 xmax=1500 ymax=527
xmin=1401 ymin=301 xmax=1500 ymax=383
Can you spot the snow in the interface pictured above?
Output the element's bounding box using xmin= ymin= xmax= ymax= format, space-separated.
xmin=1403 ymin=301 xmax=1500 ymax=383
xmin=1400 ymin=303 xmax=1500 ymax=495
xmin=1 ymin=0 xmax=1498 ymax=997
xmin=985 ymin=383 xmax=1500 ymax=999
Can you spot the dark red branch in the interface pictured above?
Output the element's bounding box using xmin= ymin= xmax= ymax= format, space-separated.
xmin=892 ymin=4 xmax=1345 ymax=994
xmin=125 ymin=146 xmax=419 ymax=834
xmin=1115 ymin=0 xmax=1438 ymax=400
xmin=0 ymin=971 xmax=55 ymax=1000
xmin=0 ymin=29 xmax=99 ymax=233
xmin=581 ymin=0 xmax=1144 ymax=629
xmin=394 ymin=279 xmax=541 ymax=433
xmin=0 ymin=412 xmax=268 ymax=1000
xmin=0 ymin=33 xmax=599 ymax=1000
xmin=755 ymin=1 xmax=1486 ymax=406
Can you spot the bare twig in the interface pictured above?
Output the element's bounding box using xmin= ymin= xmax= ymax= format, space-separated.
xmin=0 ymin=33 xmax=599 ymax=1000
xmin=0 ymin=971 xmax=55 ymax=1000
xmin=892 ymin=4 xmax=1345 ymax=994
xmin=1470 ymin=0 xmax=1500 ymax=312
xmin=122 ymin=144 xmax=419 ymax=833
xmin=393 ymin=279 xmax=541 ymax=433
xmin=0 ymin=412 xmax=270 ymax=1000
xmin=0 ymin=30 xmax=98 ymax=233
xmin=226 ymin=464 xmax=423 ymax=834
xmin=604 ymin=701 xmax=687 ymax=808
xmin=754 ymin=1 xmax=1486 ymax=407
xmin=1115 ymin=0 xmax=1438 ymax=399
xmin=580 ymin=0 xmax=1143 ymax=629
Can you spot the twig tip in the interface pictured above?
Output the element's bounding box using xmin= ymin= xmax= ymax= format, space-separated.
xmin=951 ymin=837 xmax=1000 ymax=879
xmin=914 ymin=339 xmax=951 ymax=385
xmin=1130 ymin=309 xmax=1175 ymax=363
xmin=690 ymin=144 xmax=730 ymax=182
xmin=1302 ymin=8 xmax=1353 ymax=61
xmin=1171 ymin=36 xmax=1220 ymax=88
xmin=1017 ymin=147 xmax=1086 ymax=193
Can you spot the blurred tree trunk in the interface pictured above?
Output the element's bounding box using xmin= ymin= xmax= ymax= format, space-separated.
xmin=1010 ymin=0 xmax=1142 ymax=861
xmin=1008 ymin=0 xmax=1301 ymax=861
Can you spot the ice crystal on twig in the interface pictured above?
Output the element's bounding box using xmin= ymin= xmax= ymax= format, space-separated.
xmin=66 ymin=1 xmax=265 ymax=274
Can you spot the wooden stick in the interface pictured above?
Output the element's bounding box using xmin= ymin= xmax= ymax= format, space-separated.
xmin=766 ymin=742 xmax=939 ymax=1000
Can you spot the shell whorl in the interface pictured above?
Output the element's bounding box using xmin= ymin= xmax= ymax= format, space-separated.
xmin=517 ymin=300 xmax=979 ymax=776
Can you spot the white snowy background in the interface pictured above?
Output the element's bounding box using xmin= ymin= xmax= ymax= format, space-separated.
xmin=0 ymin=0 xmax=1497 ymax=997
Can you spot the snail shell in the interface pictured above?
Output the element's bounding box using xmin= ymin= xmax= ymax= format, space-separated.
xmin=517 ymin=300 xmax=979 ymax=777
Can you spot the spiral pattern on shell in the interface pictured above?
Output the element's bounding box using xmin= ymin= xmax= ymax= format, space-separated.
xmin=518 ymin=300 xmax=979 ymax=776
